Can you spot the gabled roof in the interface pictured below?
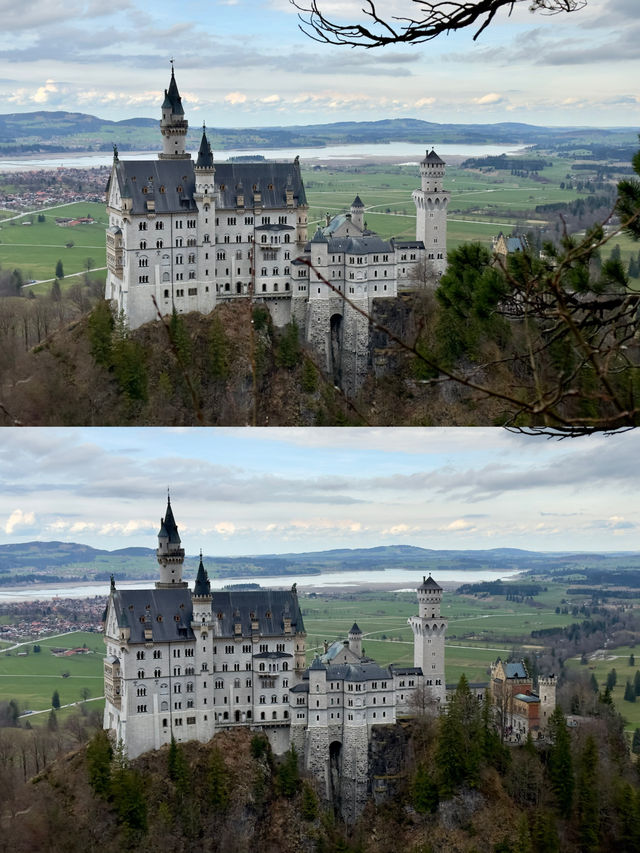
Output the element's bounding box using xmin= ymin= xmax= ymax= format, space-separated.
xmin=209 ymin=588 xmax=304 ymax=637
xmin=114 ymin=159 xmax=196 ymax=215
xmin=213 ymin=160 xmax=307 ymax=208
xmin=505 ymin=662 xmax=528 ymax=679
xmin=111 ymin=587 xmax=195 ymax=644
xmin=324 ymin=661 xmax=391 ymax=682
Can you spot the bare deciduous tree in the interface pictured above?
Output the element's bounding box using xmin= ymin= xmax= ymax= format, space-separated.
xmin=293 ymin=0 xmax=587 ymax=48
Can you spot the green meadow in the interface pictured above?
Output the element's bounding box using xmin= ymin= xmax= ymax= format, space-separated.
xmin=0 ymin=630 xmax=105 ymax=715
xmin=566 ymin=646 xmax=640 ymax=733
xmin=0 ymin=201 xmax=107 ymax=286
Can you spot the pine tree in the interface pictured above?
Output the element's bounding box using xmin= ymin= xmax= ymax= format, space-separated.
xmin=167 ymin=736 xmax=189 ymax=796
xmin=436 ymin=673 xmax=482 ymax=796
xmin=86 ymin=729 xmax=113 ymax=798
xmin=606 ymin=668 xmax=617 ymax=690
xmin=634 ymin=669 xmax=640 ymax=697
xmin=47 ymin=709 xmax=58 ymax=732
xmin=301 ymin=781 xmax=319 ymax=821
xmin=51 ymin=689 xmax=60 ymax=710
xmin=589 ymin=673 xmax=599 ymax=693
xmin=631 ymin=728 xmax=640 ymax=755
xmin=412 ymin=764 xmax=439 ymax=813
xmin=576 ymin=735 xmax=599 ymax=853
xmin=208 ymin=745 xmax=230 ymax=811
xmin=208 ymin=315 xmax=230 ymax=380
xmin=88 ymin=300 xmax=114 ymax=367
xmin=55 ymin=259 xmax=64 ymax=279
xmin=276 ymin=745 xmax=300 ymax=798
xmin=624 ymin=680 xmax=636 ymax=702
xmin=630 ymin=653 xmax=635 ymax=667
xmin=547 ymin=706 xmax=574 ymax=817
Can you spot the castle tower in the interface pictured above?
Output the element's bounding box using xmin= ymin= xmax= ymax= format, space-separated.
xmin=192 ymin=551 xmax=212 ymax=623
xmin=412 ymin=149 xmax=450 ymax=275
xmin=306 ymin=656 xmax=330 ymax=798
xmin=194 ymin=124 xmax=215 ymax=196
xmin=156 ymin=495 xmax=187 ymax=588
xmin=159 ymin=64 xmax=190 ymax=160
xmin=408 ymin=575 xmax=447 ymax=702
xmin=538 ymin=674 xmax=557 ymax=730
xmin=350 ymin=195 xmax=365 ymax=231
xmin=348 ymin=623 xmax=362 ymax=659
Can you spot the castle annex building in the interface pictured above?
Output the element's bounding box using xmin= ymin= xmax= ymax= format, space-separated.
xmin=105 ymin=67 xmax=449 ymax=390
xmin=102 ymin=497 xmax=447 ymax=820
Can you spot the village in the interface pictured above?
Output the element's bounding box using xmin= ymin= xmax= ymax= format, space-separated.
xmin=0 ymin=166 xmax=108 ymax=211
xmin=0 ymin=597 xmax=105 ymax=644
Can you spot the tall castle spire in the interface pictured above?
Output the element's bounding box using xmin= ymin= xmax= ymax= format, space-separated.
xmin=156 ymin=494 xmax=187 ymax=588
xmin=159 ymin=62 xmax=190 ymax=161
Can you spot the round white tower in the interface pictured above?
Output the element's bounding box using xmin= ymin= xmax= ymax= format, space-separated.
xmin=412 ymin=149 xmax=450 ymax=276
xmin=156 ymin=495 xmax=187 ymax=588
xmin=159 ymin=64 xmax=190 ymax=161
xmin=408 ymin=575 xmax=447 ymax=702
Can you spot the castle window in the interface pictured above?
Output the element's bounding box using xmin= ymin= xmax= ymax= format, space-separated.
xmin=156 ymin=240 xmax=163 ymax=249
xmin=156 ymin=221 xmax=164 ymax=230
xmin=137 ymin=670 xmax=145 ymax=679
xmin=153 ymin=650 xmax=161 ymax=659
xmin=140 ymin=240 xmax=147 ymax=249
xmin=138 ymin=222 xmax=147 ymax=231
xmin=136 ymin=651 xmax=145 ymax=660
xmin=138 ymin=275 xmax=149 ymax=283
xmin=260 ymin=695 xmax=266 ymax=704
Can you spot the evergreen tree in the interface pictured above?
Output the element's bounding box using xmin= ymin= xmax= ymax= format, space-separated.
xmin=167 ymin=736 xmax=189 ymax=796
xmin=208 ymin=745 xmax=230 ymax=811
xmin=276 ymin=745 xmax=300 ymax=798
xmin=631 ymin=727 xmax=640 ymax=755
xmin=301 ymin=781 xmax=319 ymax=821
xmin=630 ymin=653 xmax=636 ymax=667
xmin=576 ymin=735 xmax=599 ymax=853
xmin=589 ymin=673 xmax=599 ymax=693
xmin=86 ymin=729 xmax=113 ymax=798
xmin=436 ymin=673 xmax=482 ymax=796
xmin=88 ymin=300 xmax=114 ymax=367
xmin=50 ymin=279 xmax=62 ymax=301
xmin=529 ymin=810 xmax=559 ymax=853
xmin=606 ymin=668 xmax=617 ymax=690
xmin=634 ymin=669 xmax=640 ymax=697
xmin=412 ymin=764 xmax=439 ymax=813
xmin=169 ymin=309 xmax=191 ymax=363
xmin=112 ymin=338 xmax=148 ymax=403
xmin=624 ymin=680 xmax=636 ymax=702
xmin=276 ymin=320 xmax=301 ymax=369
xmin=208 ymin=314 xmax=230 ymax=380
xmin=55 ymin=259 xmax=64 ymax=279
xmin=301 ymin=357 xmax=318 ymax=393
xmin=547 ymin=706 xmax=574 ymax=817
xmin=51 ymin=689 xmax=60 ymax=710
xmin=110 ymin=764 xmax=148 ymax=835
xmin=47 ymin=709 xmax=58 ymax=732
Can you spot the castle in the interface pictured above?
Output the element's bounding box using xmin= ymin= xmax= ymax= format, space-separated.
xmin=105 ymin=65 xmax=449 ymax=389
xmin=102 ymin=496 xmax=554 ymax=819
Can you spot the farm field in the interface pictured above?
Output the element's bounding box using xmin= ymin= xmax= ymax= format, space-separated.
xmin=566 ymin=645 xmax=640 ymax=733
xmin=0 ymin=630 xmax=105 ymax=715
xmin=0 ymin=201 xmax=107 ymax=286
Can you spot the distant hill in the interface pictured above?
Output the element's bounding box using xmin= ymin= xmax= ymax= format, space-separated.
xmin=0 ymin=111 xmax=636 ymax=156
xmin=1 ymin=539 xmax=640 ymax=587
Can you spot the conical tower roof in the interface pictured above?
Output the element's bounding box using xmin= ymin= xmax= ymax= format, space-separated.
xmin=160 ymin=495 xmax=181 ymax=545
xmin=163 ymin=65 xmax=184 ymax=116
xmin=194 ymin=551 xmax=211 ymax=597
xmin=196 ymin=125 xmax=214 ymax=169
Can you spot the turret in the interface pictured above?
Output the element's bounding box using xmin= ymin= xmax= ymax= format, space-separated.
xmin=412 ymin=149 xmax=450 ymax=275
xmin=192 ymin=550 xmax=212 ymax=625
xmin=348 ymin=622 xmax=362 ymax=659
xmin=350 ymin=195 xmax=365 ymax=231
xmin=156 ymin=494 xmax=187 ymax=588
xmin=159 ymin=64 xmax=190 ymax=160
xmin=195 ymin=124 xmax=215 ymax=195
xmin=408 ymin=575 xmax=447 ymax=702
xmin=308 ymin=656 xmax=328 ymax=727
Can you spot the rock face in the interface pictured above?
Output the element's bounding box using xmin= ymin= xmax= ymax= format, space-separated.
xmin=368 ymin=723 xmax=411 ymax=807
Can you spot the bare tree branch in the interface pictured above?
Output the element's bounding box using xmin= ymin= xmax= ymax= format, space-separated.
xmin=292 ymin=0 xmax=587 ymax=48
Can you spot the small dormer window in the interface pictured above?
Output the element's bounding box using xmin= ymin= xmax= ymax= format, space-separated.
xmin=218 ymin=612 xmax=223 ymax=620
xmin=177 ymin=185 xmax=183 ymax=193
xmin=157 ymin=615 xmax=163 ymax=623
xmin=142 ymin=187 xmax=148 ymax=194
xmin=220 ymin=184 xmax=226 ymax=191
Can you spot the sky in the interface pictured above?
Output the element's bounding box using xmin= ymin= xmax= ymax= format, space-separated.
xmin=2 ymin=427 xmax=640 ymax=556
xmin=0 ymin=0 xmax=638 ymax=128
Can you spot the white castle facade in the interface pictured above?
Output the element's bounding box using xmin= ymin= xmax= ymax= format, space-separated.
xmin=105 ymin=67 xmax=450 ymax=389
xmin=102 ymin=497 xmax=447 ymax=819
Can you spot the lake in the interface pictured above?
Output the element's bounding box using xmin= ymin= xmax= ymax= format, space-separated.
xmin=0 ymin=142 xmax=526 ymax=173
xmin=0 ymin=566 xmax=521 ymax=601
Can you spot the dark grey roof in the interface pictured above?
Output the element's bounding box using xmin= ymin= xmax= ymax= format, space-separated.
xmin=310 ymin=656 xmax=325 ymax=671
xmin=193 ymin=554 xmax=211 ymax=597
xmin=422 ymin=149 xmax=444 ymax=165
xmin=392 ymin=239 xmax=424 ymax=249
xmin=255 ymin=223 xmax=295 ymax=232
xmin=115 ymin=160 xmax=197 ymax=215
xmin=291 ymin=682 xmax=309 ymax=693
xmin=112 ymin=588 xmax=195 ymax=644
xmin=196 ymin=128 xmax=214 ymax=170
xmin=254 ymin=650 xmax=293 ymax=659
xmin=505 ymin=662 xmax=528 ymax=679
xmin=160 ymin=497 xmax=181 ymax=545
xmin=164 ymin=67 xmax=184 ymax=116
xmin=311 ymin=226 xmax=328 ymax=244
xmin=351 ymin=195 xmax=364 ymax=208
xmin=389 ymin=666 xmax=422 ymax=676
xmin=349 ymin=623 xmax=362 ymax=635
xmin=514 ymin=693 xmax=539 ymax=703
xmin=418 ymin=575 xmax=442 ymax=591
xmin=308 ymin=234 xmax=393 ymax=256
xmin=325 ymin=661 xmax=391 ymax=682
xmin=214 ymin=160 xmax=307 ymax=208
xmin=446 ymin=682 xmax=488 ymax=690
xmin=209 ymin=588 xmax=304 ymax=637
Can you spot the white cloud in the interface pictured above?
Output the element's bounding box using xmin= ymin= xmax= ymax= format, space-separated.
xmin=4 ymin=509 xmax=35 ymax=534
xmin=224 ymin=91 xmax=247 ymax=105
xmin=215 ymin=521 xmax=236 ymax=536
xmin=474 ymin=92 xmax=504 ymax=105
